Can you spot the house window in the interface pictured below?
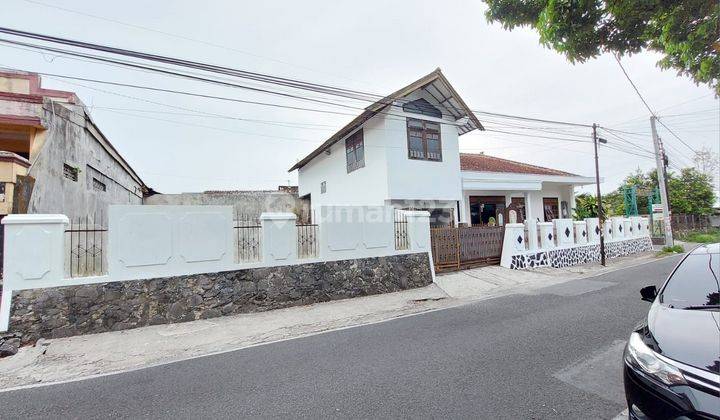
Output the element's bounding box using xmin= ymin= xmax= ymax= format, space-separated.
xmin=92 ymin=178 xmax=106 ymax=192
xmin=345 ymin=129 xmax=365 ymax=173
xmin=320 ymin=181 xmax=326 ymax=194
xmin=63 ymin=164 xmax=78 ymax=182
xmin=407 ymin=119 xmax=442 ymax=161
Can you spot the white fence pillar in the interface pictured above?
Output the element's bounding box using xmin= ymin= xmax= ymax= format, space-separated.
xmin=604 ymin=218 xmax=613 ymax=239
xmin=500 ymin=223 xmax=526 ymax=268
xmin=526 ymin=219 xmax=538 ymax=251
xmin=639 ymin=217 xmax=649 ymax=237
xmin=630 ymin=216 xmax=642 ymax=238
xmin=585 ymin=218 xmax=600 ymax=244
xmin=554 ymin=218 xmax=574 ymax=247
xmin=538 ymin=222 xmax=555 ymax=249
xmin=260 ymin=213 xmax=297 ymax=264
xmin=623 ymin=218 xmax=633 ymax=238
xmin=405 ymin=211 xmax=431 ymax=252
xmin=0 ymin=214 xmax=69 ymax=332
xmin=612 ymin=217 xmax=625 ymax=240
xmin=574 ymin=221 xmax=588 ymax=245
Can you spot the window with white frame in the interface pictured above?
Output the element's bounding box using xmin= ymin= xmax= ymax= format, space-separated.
xmin=320 ymin=181 xmax=327 ymax=194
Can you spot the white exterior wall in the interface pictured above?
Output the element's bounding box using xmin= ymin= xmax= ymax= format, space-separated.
xmin=297 ymin=90 xmax=463 ymax=212
xmin=383 ymin=97 xmax=462 ymax=202
xmin=298 ymin=117 xmax=389 ymax=212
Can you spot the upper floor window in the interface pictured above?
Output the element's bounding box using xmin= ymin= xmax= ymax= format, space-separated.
xmin=320 ymin=181 xmax=327 ymax=194
xmin=407 ymin=119 xmax=442 ymax=161
xmin=345 ymin=129 xmax=365 ymax=173
xmin=63 ymin=163 xmax=78 ymax=182
xmin=93 ymin=177 xmax=106 ymax=192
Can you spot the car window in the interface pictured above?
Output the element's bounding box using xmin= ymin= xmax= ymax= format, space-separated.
xmin=661 ymin=253 xmax=719 ymax=309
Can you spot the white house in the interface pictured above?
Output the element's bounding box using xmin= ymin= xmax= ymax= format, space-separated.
xmin=289 ymin=69 xmax=594 ymax=226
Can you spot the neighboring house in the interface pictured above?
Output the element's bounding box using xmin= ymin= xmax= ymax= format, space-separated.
xmin=290 ymin=69 xmax=594 ymax=226
xmin=0 ymin=70 xmax=149 ymax=220
xmin=145 ymin=187 xmax=311 ymax=221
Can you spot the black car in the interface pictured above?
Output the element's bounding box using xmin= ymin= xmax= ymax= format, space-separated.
xmin=624 ymin=243 xmax=720 ymax=419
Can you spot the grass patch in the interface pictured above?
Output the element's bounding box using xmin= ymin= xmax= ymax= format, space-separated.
xmin=677 ymin=228 xmax=720 ymax=244
xmin=656 ymin=244 xmax=685 ymax=257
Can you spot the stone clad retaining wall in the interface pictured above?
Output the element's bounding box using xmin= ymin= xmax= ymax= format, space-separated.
xmin=509 ymin=237 xmax=653 ymax=269
xmin=10 ymin=253 xmax=432 ymax=344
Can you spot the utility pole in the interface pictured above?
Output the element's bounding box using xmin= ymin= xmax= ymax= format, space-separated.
xmin=650 ymin=116 xmax=673 ymax=246
xmin=592 ymin=123 xmax=606 ymax=266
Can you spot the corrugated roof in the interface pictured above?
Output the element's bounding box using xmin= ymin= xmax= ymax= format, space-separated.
xmin=288 ymin=69 xmax=483 ymax=172
xmin=460 ymin=153 xmax=580 ymax=176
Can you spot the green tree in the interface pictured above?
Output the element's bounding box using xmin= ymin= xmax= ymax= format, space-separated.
xmin=667 ymin=168 xmax=716 ymax=215
xmin=482 ymin=0 xmax=720 ymax=93
xmin=600 ymin=167 xmax=716 ymax=216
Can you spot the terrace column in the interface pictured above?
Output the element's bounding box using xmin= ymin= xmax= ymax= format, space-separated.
xmin=523 ymin=191 xmax=533 ymax=222
xmin=0 ymin=214 xmax=69 ymax=332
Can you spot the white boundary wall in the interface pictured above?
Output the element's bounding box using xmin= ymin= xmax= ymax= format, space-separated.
xmin=500 ymin=217 xmax=651 ymax=269
xmin=0 ymin=205 xmax=432 ymax=332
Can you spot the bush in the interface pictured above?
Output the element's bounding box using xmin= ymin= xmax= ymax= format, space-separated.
xmin=661 ymin=245 xmax=685 ymax=254
xmin=677 ymin=229 xmax=720 ymax=244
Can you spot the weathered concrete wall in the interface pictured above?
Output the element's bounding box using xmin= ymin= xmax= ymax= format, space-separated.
xmin=26 ymin=101 xmax=143 ymax=219
xmin=145 ymin=190 xmax=310 ymax=221
xmin=9 ymin=252 xmax=432 ymax=343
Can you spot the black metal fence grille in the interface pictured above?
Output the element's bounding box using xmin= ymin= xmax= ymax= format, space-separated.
xmin=296 ymin=220 xmax=318 ymax=259
xmin=394 ymin=210 xmax=409 ymax=250
xmin=66 ymin=214 xmax=107 ymax=278
xmin=234 ymin=211 xmax=261 ymax=262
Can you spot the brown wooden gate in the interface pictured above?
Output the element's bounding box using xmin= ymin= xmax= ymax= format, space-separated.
xmin=430 ymin=226 xmax=505 ymax=272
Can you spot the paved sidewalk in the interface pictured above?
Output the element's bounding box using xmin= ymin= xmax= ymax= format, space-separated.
xmin=434 ymin=251 xmax=661 ymax=299
xmin=0 ymin=251 xmax=669 ymax=391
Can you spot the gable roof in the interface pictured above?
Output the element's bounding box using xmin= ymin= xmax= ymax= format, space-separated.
xmin=460 ymin=153 xmax=580 ymax=177
xmin=288 ymin=69 xmax=483 ymax=172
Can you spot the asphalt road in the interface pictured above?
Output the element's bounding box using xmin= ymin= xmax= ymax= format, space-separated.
xmin=0 ymin=256 xmax=683 ymax=419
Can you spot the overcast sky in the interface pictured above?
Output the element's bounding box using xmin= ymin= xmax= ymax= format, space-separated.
xmin=2 ymin=0 xmax=718 ymax=195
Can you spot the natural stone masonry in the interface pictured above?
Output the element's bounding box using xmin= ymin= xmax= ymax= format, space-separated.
xmin=10 ymin=252 xmax=432 ymax=344
xmin=509 ymin=237 xmax=652 ymax=270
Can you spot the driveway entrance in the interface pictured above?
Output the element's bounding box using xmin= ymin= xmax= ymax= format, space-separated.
xmin=430 ymin=225 xmax=505 ymax=272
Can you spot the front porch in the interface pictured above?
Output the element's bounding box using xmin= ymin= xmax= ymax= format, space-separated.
xmin=459 ymin=172 xmax=595 ymax=226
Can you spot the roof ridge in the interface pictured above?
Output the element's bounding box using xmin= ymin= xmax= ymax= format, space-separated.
xmin=460 ymin=152 xmax=580 ymax=177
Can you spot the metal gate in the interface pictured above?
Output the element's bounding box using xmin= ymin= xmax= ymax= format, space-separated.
xmin=430 ymin=226 xmax=505 ymax=272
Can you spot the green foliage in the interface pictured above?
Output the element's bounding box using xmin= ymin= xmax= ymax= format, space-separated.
xmin=666 ymin=168 xmax=716 ymax=215
xmin=483 ymin=0 xmax=720 ymax=93
xmin=678 ymin=229 xmax=720 ymax=244
xmin=573 ymin=193 xmax=604 ymax=219
xmin=599 ymin=167 xmax=716 ymax=216
xmin=659 ymin=244 xmax=685 ymax=255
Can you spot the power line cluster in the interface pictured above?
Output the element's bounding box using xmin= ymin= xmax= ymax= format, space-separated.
xmin=0 ymin=24 xmax=713 ymax=187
